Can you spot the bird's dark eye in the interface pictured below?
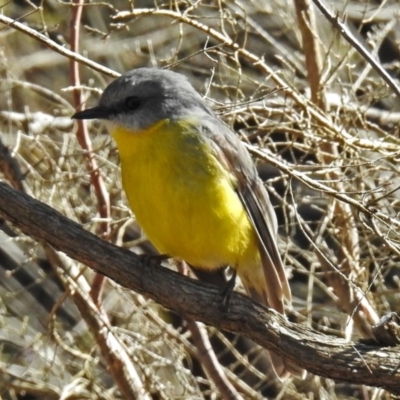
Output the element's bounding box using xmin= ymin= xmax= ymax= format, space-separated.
xmin=124 ymin=96 xmax=141 ymax=110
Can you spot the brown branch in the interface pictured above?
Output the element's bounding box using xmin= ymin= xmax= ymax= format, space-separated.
xmin=45 ymin=247 xmax=151 ymax=400
xmin=294 ymin=0 xmax=327 ymax=109
xmin=0 ymin=182 xmax=399 ymax=394
xmin=66 ymin=3 xmax=146 ymax=398
xmin=69 ymin=0 xmax=110 ymax=303
xmin=187 ymin=320 xmax=243 ymax=400
xmin=177 ymin=262 xmax=243 ymax=400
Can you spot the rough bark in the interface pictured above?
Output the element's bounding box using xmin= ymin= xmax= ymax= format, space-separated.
xmin=0 ymin=182 xmax=399 ymax=394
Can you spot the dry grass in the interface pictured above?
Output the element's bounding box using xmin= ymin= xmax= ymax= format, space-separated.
xmin=0 ymin=0 xmax=400 ymax=399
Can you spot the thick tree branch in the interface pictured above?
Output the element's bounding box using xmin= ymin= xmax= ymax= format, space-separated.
xmin=0 ymin=182 xmax=399 ymax=393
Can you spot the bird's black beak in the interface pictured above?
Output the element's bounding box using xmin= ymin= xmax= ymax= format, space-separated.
xmin=72 ymin=106 xmax=109 ymax=120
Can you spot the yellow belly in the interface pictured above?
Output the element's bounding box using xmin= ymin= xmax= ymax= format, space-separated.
xmin=111 ymin=119 xmax=259 ymax=269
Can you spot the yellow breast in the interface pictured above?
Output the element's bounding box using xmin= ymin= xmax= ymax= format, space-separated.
xmin=111 ymin=119 xmax=259 ymax=269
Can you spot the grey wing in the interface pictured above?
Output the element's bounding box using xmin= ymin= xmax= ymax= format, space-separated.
xmin=200 ymin=116 xmax=291 ymax=308
xmin=199 ymin=116 xmax=307 ymax=379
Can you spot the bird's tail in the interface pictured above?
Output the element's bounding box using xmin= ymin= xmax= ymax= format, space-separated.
xmin=239 ymin=265 xmax=306 ymax=379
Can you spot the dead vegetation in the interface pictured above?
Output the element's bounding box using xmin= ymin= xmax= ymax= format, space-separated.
xmin=1 ymin=0 xmax=400 ymax=399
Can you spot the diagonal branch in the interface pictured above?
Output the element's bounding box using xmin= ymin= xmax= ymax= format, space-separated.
xmin=311 ymin=0 xmax=400 ymax=99
xmin=0 ymin=182 xmax=399 ymax=394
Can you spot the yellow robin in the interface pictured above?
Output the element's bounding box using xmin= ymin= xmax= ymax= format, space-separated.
xmin=72 ymin=68 xmax=304 ymax=378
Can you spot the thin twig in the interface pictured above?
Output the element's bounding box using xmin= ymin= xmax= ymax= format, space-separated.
xmin=69 ymin=0 xmax=111 ymax=303
xmin=246 ymin=144 xmax=400 ymax=230
xmin=311 ymin=0 xmax=400 ymax=99
xmin=0 ymin=14 xmax=119 ymax=78
xmin=177 ymin=262 xmax=244 ymax=400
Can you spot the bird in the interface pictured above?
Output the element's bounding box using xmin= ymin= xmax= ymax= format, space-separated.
xmin=72 ymin=67 xmax=304 ymax=378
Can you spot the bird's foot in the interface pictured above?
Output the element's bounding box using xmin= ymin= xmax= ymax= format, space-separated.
xmin=137 ymin=253 xmax=171 ymax=266
xmin=219 ymin=269 xmax=237 ymax=312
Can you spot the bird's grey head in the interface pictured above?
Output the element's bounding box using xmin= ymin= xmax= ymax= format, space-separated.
xmin=72 ymin=68 xmax=213 ymax=130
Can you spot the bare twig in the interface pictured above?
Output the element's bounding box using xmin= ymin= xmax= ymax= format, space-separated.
xmin=187 ymin=320 xmax=244 ymax=400
xmin=68 ymin=2 xmax=146 ymax=398
xmin=69 ymin=0 xmax=110 ymax=302
xmin=0 ymin=14 xmax=119 ymax=78
xmin=311 ymin=0 xmax=400 ymax=98
xmin=46 ymin=248 xmax=151 ymax=400
xmin=177 ymin=262 xmax=244 ymax=400
xmin=294 ymin=0 xmax=378 ymax=338
xmin=294 ymin=0 xmax=327 ymax=109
